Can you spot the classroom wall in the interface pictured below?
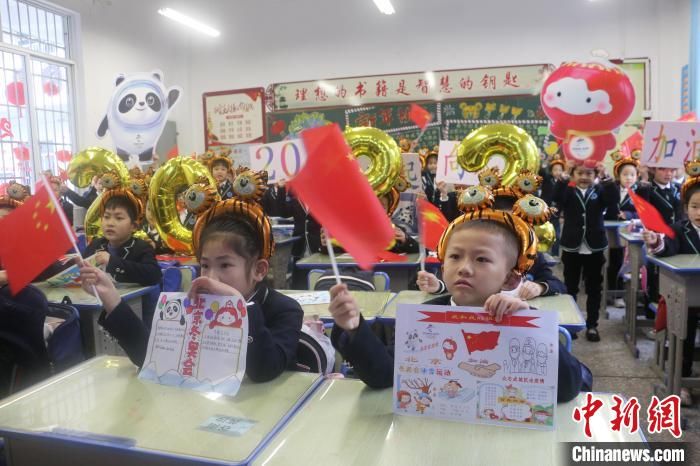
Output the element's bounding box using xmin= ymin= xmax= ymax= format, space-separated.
xmin=54 ymin=0 xmax=690 ymax=154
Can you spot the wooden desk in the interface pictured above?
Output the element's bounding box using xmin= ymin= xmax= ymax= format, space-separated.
xmin=381 ymin=291 xmax=586 ymax=333
xmin=620 ymin=230 xmax=647 ymax=358
xmin=252 ymin=379 xmax=646 ymax=466
xmin=279 ymin=290 xmax=394 ymax=321
xmin=33 ymin=282 xmax=160 ymax=358
xmin=647 ymin=255 xmax=700 ymax=397
xmin=296 ymin=253 xmax=422 ymax=292
xmin=0 ymin=356 xmax=322 ymax=466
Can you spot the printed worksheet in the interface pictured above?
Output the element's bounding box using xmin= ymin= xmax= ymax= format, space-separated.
xmin=394 ymin=304 xmax=558 ymax=430
xmin=139 ymin=292 xmax=248 ymax=396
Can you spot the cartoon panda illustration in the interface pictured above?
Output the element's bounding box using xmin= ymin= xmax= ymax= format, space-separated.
xmin=97 ymin=70 xmax=182 ymax=165
xmin=160 ymin=298 xmax=185 ymax=326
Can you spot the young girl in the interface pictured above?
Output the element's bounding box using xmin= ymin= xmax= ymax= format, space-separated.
xmin=642 ymin=165 xmax=700 ymax=406
xmin=552 ymin=163 xmax=619 ymax=342
xmin=79 ymin=193 xmax=303 ymax=383
xmin=604 ymin=151 xmax=644 ymax=308
xmin=209 ymin=155 xmax=234 ymax=200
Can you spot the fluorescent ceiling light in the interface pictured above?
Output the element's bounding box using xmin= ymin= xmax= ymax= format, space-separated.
xmin=158 ymin=8 xmax=221 ymax=37
xmin=373 ymin=0 xmax=395 ymax=15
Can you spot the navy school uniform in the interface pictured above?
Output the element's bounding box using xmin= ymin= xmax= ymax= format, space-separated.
xmin=330 ymin=294 xmax=585 ymax=402
xmin=552 ymin=179 xmax=619 ymax=329
xmin=604 ymin=182 xmax=644 ymax=291
xmin=84 ymin=236 xmax=162 ymax=286
xmin=99 ymin=282 xmax=303 ymax=382
xmin=654 ymin=220 xmax=700 ymax=377
xmin=261 ymin=185 xmax=288 ymax=217
xmin=421 ymin=171 xmax=460 ymax=221
xmin=218 ymin=180 xmax=234 ymax=200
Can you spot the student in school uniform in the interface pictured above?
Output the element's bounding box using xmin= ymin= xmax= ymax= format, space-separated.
xmin=261 ymin=179 xmax=289 ymax=218
xmin=209 ymin=155 xmax=235 ymax=200
xmin=62 ymin=175 xmax=101 ymax=209
xmin=83 ymin=188 xmax=162 ymax=286
xmin=604 ymin=152 xmax=645 ymax=308
xmin=79 ymin=191 xmax=304 ymax=382
xmin=642 ymin=169 xmax=700 ymax=406
xmin=540 ymin=158 xmax=565 ymax=256
xmin=420 ymin=147 xmax=460 ymax=221
xmin=552 ymin=163 xmax=619 ymax=342
xmin=48 ymin=176 xmax=74 ymax=226
xmin=636 ymin=166 xmax=684 ymax=303
xmin=329 ymin=188 xmax=587 ymax=402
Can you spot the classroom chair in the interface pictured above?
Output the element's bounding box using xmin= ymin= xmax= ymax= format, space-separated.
xmin=558 ymin=327 xmax=572 ymax=352
xmin=307 ymin=269 xmax=391 ymax=291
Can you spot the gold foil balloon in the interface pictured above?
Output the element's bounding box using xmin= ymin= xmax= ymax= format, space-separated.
xmin=456 ymin=124 xmax=539 ymax=187
xmin=68 ymin=147 xmax=129 ymax=188
xmin=148 ymin=156 xmax=219 ymax=255
xmin=344 ymin=126 xmax=402 ymax=196
xmin=534 ymin=221 xmax=556 ymax=253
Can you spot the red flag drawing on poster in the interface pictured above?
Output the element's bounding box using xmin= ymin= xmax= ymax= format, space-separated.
xmin=461 ymin=330 xmax=500 ymax=354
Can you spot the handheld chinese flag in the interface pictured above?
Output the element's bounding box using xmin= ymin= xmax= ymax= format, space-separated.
xmin=620 ymin=131 xmax=643 ymax=157
xmin=417 ymin=198 xmax=449 ymax=251
xmin=461 ymin=330 xmax=500 ymax=355
xmin=627 ymin=189 xmax=676 ymax=239
xmin=0 ymin=178 xmax=75 ymax=294
xmin=409 ymin=104 xmax=432 ymax=130
xmin=288 ymin=124 xmax=393 ymax=270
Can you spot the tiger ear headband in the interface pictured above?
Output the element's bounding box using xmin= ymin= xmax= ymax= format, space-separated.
xmin=610 ymin=149 xmax=641 ymax=179
xmin=98 ymin=170 xmax=144 ymax=223
xmin=681 ymin=158 xmax=700 ymax=204
xmin=0 ymin=181 xmax=29 ymax=209
xmin=184 ymin=171 xmax=273 ymax=259
xmin=437 ymin=184 xmax=549 ymax=274
xmin=477 ymin=167 xmax=542 ymax=202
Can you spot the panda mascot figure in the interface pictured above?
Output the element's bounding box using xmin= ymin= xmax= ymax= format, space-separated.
xmin=97 ymin=70 xmax=182 ymax=167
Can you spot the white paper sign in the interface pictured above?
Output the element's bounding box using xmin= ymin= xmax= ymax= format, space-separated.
xmin=641 ymin=121 xmax=700 ymax=168
xmin=139 ymin=292 xmax=248 ymax=396
xmin=402 ymin=153 xmax=423 ymax=194
xmin=394 ymin=304 xmax=558 ymax=430
xmin=288 ymin=291 xmax=331 ymax=305
xmin=249 ymin=139 xmax=308 ymax=184
xmin=436 ymin=140 xmax=508 ymax=185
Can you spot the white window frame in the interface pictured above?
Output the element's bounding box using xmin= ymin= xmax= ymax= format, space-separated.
xmin=0 ymin=0 xmax=79 ymax=185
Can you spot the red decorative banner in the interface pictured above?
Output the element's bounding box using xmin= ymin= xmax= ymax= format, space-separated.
xmin=418 ymin=310 xmax=539 ymax=328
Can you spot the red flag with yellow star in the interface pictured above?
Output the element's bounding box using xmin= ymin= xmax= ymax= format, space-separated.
xmin=417 ymin=198 xmax=449 ymax=251
xmin=0 ymin=178 xmax=75 ymax=294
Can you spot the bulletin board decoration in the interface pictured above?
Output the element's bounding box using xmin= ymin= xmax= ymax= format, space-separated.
xmin=203 ymin=87 xmax=266 ymax=149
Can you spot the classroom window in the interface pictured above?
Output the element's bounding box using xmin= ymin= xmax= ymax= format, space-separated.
xmin=0 ymin=0 xmax=75 ymax=188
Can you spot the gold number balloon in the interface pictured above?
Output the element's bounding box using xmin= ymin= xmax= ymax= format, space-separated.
xmin=456 ymin=124 xmax=539 ymax=187
xmin=534 ymin=221 xmax=556 ymax=253
xmin=343 ymin=126 xmax=402 ymax=196
xmin=68 ymin=147 xmax=130 ymax=188
xmin=148 ymin=156 xmax=219 ymax=255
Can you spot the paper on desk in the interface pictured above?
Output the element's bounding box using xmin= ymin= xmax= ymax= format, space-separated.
xmin=139 ymin=292 xmax=248 ymax=396
xmin=288 ymin=291 xmax=331 ymax=305
xmin=46 ymin=254 xmax=97 ymax=287
xmin=393 ymin=304 xmax=558 ymax=431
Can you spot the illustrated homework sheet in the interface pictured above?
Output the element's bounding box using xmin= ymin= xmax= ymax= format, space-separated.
xmin=139 ymin=292 xmax=248 ymax=396
xmin=394 ymin=304 xmax=558 ymax=430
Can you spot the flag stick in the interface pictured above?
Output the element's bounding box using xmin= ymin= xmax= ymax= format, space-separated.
xmin=324 ymin=232 xmax=342 ymax=285
xmin=410 ymin=125 xmax=430 ymax=152
xmin=416 ymin=205 xmax=426 ymax=272
xmin=42 ymin=175 xmax=103 ymax=306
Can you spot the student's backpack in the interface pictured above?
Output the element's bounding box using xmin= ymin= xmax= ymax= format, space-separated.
xmin=313 ymin=269 xmax=376 ymax=291
xmin=295 ymin=321 xmax=335 ymax=375
xmin=46 ymin=300 xmax=85 ymax=372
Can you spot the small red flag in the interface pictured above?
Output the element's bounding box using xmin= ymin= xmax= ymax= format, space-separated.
xmin=417 ymin=198 xmax=449 ymax=251
xmin=0 ymin=179 xmax=75 ymax=294
xmin=620 ymin=131 xmax=643 ymax=157
xmin=461 ymin=330 xmax=500 ymax=354
xmin=375 ymin=250 xmax=408 ymax=263
xmin=409 ymin=104 xmax=432 ymax=130
xmin=627 ymin=189 xmax=676 ymax=239
xmin=289 ymin=124 xmax=394 ymax=270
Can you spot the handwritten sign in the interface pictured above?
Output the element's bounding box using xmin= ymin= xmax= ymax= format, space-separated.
xmin=394 ymin=304 xmax=558 ymax=431
xmin=435 ymin=140 xmax=507 ymax=185
xmin=641 ymin=121 xmax=700 ymax=168
xmin=139 ymin=292 xmax=248 ymax=396
xmin=204 ymin=88 xmax=266 ymax=148
xmin=249 ymin=139 xmax=308 ymax=184
xmin=273 ymin=64 xmax=553 ymax=110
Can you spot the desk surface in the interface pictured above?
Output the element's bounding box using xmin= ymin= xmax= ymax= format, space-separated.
xmin=296 ymin=253 xmax=421 ymax=269
xmin=604 ymin=220 xmax=630 ymax=229
xmin=0 ymin=356 xmax=321 ymax=466
xmin=274 ymin=235 xmax=301 ymax=246
xmin=619 ymin=230 xmax=645 ymax=244
xmin=647 ymin=254 xmax=700 ymax=273
xmin=252 ymin=379 xmax=645 ymax=466
xmin=381 ymin=291 xmax=585 ymax=330
xmin=280 ymin=290 xmax=394 ymax=319
xmin=33 ymin=282 xmax=158 ymax=308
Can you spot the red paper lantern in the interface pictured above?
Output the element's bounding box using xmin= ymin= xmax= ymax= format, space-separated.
xmin=6 ymin=81 xmax=26 ymax=107
xmin=43 ymin=80 xmax=60 ymax=96
xmin=55 ymin=149 xmax=72 ymax=163
xmin=12 ymin=145 xmax=29 ymax=161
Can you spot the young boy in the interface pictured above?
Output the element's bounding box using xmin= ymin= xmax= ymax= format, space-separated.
xmin=84 ymin=194 xmax=161 ymax=286
xmin=210 ymin=156 xmax=234 ymax=200
xmin=552 ymin=164 xmax=618 ymax=341
xmin=329 ymin=214 xmax=586 ymax=402
xmin=642 ymin=178 xmax=700 ymax=406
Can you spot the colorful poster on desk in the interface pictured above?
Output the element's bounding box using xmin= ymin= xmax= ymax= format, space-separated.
xmin=139 ymin=292 xmax=248 ymax=396
xmin=393 ymin=304 xmax=558 ymax=431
